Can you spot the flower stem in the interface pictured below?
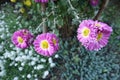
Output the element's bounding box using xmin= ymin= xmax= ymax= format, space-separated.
xmin=67 ymin=0 xmax=80 ymax=22
xmin=93 ymin=0 xmax=109 ymax=20
xmin=41 ymin=3 xmax=47 ymax=33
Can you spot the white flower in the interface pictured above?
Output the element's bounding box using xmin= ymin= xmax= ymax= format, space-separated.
xmin=15 ymin=57 xmax=21 ymax=62
xmin=9 ymin=62 xmax=15 ymax=66
xmin=50 ymin=63 xmax=56 ymax=68
xmin=1 ymin=42 xmax=5 ymax=45
xmin=21 ymin=55 xmax=27 ymax=60
xmin=25 ymin=49 xmax=28 ymax=54
xmin=0 ymin=70 xmax=6 ymax=77
xmin=30 ymin=61 xmax=36 ymax=66
xmin=10 ymin=51 xmax=16 ymax=60
xmin=0 ymin=61 xmax=4 ymax=69
xmin=42 ymin=71 xmax=49 ymax=79
xmin=0 ymin=15 xmax=5 ymax=19
xmin=4 ymin=51 xmax=9 ymax=58
xmin=0 ymin=21 xmax=5 ymax=26
xmin=7 ymin=33 xmax=11 ymax=37
xmin=32 ymin=57 xmax=38 ymax=62
xmin=0 ymin=45 xmax=3 ymax=52
xmin=36 ymin=65 xmax=44 ymax=70
xmin=27 ymin=74 xmax=31 ymax=78
xmin=13 ymin=77 xmax=19 ymax=80
xmin=48 ymin=57 xmax=53 ymax=64
xmin=21 ymin=62 xmax=25 ymax=66
xmin=15 ymin=47 xmax=21 ymax=53
xmin=29 ymin=50 xmax=33 ymax=56
xmin=40 ymin=58 xmax=46 ymax=63
xmin=34 ymin=66 xmax=37 ymax=70
xmin=11 ymin=51 xmax=16 ymax=54
xmin=0 ymin=56 xmax=4 ymax=59
xmin=34 ymin=74 xmax=37 ymax=77
xmin=4 ymin=50 xmax=16 ymax=60
xmin=22 ymin=75 xmax=25 ymax=78
xmin=0 ymin=28 xmax=4 ymax=32
xmin=9 ymin=44 xmax=13 ymax=48
xmin=55 ymin=54 xmax=59 ymax=58
xmin=34 ymin=78 xmax=38 ymax=80
xmin=0 ymin=60 xmax=6 ymax=77
xmin=18 ymin=67 xmax=23 ymax=71
xmin=1 ymin=33 xmax=6 ymax=39
xmin=14 ymin=63 xmax=18 ymax=66
xmin=21 ymin=55 xmax=30 ymax=61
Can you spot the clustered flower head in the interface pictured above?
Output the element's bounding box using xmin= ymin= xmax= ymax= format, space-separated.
xmin=90 ymin=0 xmax=99 ymax=6
xmin=77 ymin=20 xmax=112 ymax=51
xmin=11 ymin=29 xmax=34 ymax=49
xmin=33 ymin=33 xmax=59 ymax=57
xmin=34 ymin=0 xmax=49 ymax=3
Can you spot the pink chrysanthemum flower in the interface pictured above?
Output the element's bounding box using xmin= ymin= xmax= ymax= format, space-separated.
xmin=86 ymin=30 xmax=112 ymax=51
xmin=86 ymin=21 xmax=112 ymax=51
xmin=11 ymin=29 xmax=34 ymax=49
xmin=33 ymin=33 xmax=59 ymax=57
xmin=35 ymin=0 xmax=48 ymax=3
xmin=90 ymin=0 xmax=99 ymax=6
xmin=77 ymin=20 xmax=97 ymax=46
xmin=77 ymin=20 xmax=112 ymax=51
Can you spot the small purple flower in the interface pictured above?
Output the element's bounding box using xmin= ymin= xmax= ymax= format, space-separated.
xmin=11 ymin=29 xmax=34 ymax=49
xmin=34 ymin=0 xmax=48 ymax=3
xmin=90 ymin=0 xmax=99 ymax=6
xmin=33 ymin=33 xmax=59 ymax=57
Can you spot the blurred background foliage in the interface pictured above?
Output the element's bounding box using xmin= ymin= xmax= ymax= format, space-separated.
xmin=0 ymin=0 xmax=120 ymax=80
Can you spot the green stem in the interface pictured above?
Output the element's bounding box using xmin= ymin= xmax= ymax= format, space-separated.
xmin=41 ymin=3 xmax=47 ymax=33
xmin=93 ymin=0 xmax=109 ymax=20
xmin=67 ymin=0 xmax=80 ymax=21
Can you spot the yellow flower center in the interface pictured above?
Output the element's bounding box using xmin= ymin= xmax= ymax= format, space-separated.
xmin=82 ymin=27 xmax=90 ymax=37
xmin=10 ymin=0 xmax=16 ymax=3
xmin=97 ymin=32 xmax=103 ymax=41
xmin=53 ymin=38 xmax=56 ymax=45
xmin=40 ymin=40 xmax=49 ymax=50
xmin=24 ymin=0 xmax=32 ymax=7
xmin=17 ymin=37 xmax=24 ymax=44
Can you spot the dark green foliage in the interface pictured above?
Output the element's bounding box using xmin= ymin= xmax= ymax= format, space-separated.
xmin=51 ymin=36 xmax=120 ymax=80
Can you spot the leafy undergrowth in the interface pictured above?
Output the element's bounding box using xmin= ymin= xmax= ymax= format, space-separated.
xmin=51 ymin=36 xmax=120 ymax=80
